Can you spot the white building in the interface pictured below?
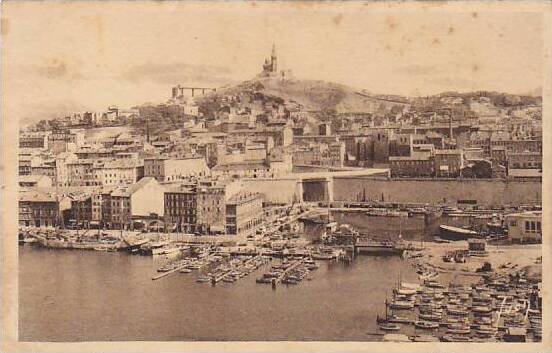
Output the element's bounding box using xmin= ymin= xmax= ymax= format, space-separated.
xmin=505 ymin=211 xmax=542 ymax=243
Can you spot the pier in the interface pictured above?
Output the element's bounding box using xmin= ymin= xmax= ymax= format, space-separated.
xmin=271 ymin=260 xmax=303 ymax=288
xmin=152 ymin=265 xmax=186 ymax=281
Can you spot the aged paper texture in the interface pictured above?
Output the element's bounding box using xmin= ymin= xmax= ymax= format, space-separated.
xmin=1 ymin=1 xmax=551 ymax=352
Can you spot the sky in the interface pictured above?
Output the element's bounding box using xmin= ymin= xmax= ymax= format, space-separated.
xmin=2 ymin=2 xmax=545 ymax=124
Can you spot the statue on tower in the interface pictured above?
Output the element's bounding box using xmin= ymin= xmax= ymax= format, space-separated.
xmin=261 ymin=44 xmax=278 ymax=77
xmin=271 ymin=43 xmax=277 ymax=72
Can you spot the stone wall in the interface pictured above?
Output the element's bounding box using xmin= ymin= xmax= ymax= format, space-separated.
xmin=241 ymin=177 xmax=302 ymax=204
xmin=333 ymin=177 xmax=542 ymax=207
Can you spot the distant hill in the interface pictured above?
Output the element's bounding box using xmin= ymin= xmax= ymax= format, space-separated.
xmin=212 ymin=77 xmax=410 ymax=114
xmin=121 ymin=77 xmax=543 ymax=135
xmin=203 ymin=77 xmax=541 ymax=117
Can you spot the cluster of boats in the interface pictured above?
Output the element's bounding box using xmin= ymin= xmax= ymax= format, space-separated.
xmin=20 ymin=228 xmax=130 ymax=251
xmin=157 ymin=257 xmax=208 ymax=273
xmin=196 ymin=255 xmax=271 ymax=284
xmin=256 ymin=258 xmax=318 ymax=285
xmin=376 ymin=273 xmax=542 ymax=342
xmin=139 ymin=240 xmax=190 ymax=256
xmin=365 ymin=208 xmax=409 ymax=217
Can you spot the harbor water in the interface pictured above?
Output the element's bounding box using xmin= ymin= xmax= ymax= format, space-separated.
xmin=19 ymin=212 xmax=495 ymax=341
xmin=305 ymin=211 xmax=492 ymax=242
xmin=19 ymin=245 xmax=417 ymax=341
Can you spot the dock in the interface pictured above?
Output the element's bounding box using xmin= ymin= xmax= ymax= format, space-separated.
xmin=271 ymin=260 xmax=303 ymax=287
xmin=151 ymin=265 xmax=187 ymax=281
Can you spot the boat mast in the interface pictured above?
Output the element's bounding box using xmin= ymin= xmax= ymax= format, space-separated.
xmin=385 ymin=295 xmax=389 ymax=320
xmin=398 ymin=217 xmax=402 ymax=239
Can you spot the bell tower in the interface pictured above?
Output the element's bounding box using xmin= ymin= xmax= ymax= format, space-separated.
xmin=271 ymin=43 xmax=277 ymax=73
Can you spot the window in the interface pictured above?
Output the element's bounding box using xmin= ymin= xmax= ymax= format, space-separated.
xmin=525 ymin=221 xmax=530 ymax=232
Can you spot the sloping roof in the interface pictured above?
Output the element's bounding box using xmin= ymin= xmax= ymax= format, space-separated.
xmin=19 ymin=190 xmax=57 ymax=203
xmin=111 ymin=177 xmax=158 ymax=197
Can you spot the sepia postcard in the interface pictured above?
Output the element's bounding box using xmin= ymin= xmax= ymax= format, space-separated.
xmin=1 ymin=1 xmax=551 ymax=352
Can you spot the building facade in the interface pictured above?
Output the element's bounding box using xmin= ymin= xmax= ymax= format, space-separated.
xmin=434 ymin=150 xmax=463 ymax=177
xmin=506 ymin=212 xmax=542 ymax=243
xmin=225 ymin=192 xmax=264 ymax=238
xmin=144 ymin=157 xmax=210 ymax=182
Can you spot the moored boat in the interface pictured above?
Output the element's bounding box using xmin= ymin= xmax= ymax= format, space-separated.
xmin=439 ymin=225 xmax=479 ymax=241
xmin=388 ymin=300 xmax=415 ymax=310
xmin=378 ymin=322 xmax=401 ymax=331
xmin=414 ymin=320 xmax=439 ymax=329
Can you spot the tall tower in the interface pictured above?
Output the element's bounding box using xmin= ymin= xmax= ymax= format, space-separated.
xmin=271 ymin=43 xmax=277 ymax=72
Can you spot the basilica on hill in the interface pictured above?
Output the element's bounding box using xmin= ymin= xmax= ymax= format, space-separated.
xmin=260 ymin=44 xmax=292 ymax=80
xmin=262 ymin=44 xmax=278 ymax=76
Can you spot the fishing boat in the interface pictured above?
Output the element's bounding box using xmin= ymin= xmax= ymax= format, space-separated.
xmin=438 ymin=225 xmax=479 ymax=241
xmin=386 ymin=314 xmax=411 ymax=324
xmin=394 ymin=286 xmax=417 ymax=296
xmin=179 ymin=268 xmax=192 ymax=273
xmin=94 ymin=245 xmax=117 ymax=252
xmin=472 ymin=305 xmax=493 ymax=314
xmin=474 ymin=316 xmax=493 ymax=325
xmin=256 ymin=276 xmax=272 ymax=284
xmin=414 ymin=320 xmax=439 ymax=329
xmin=411 ymin=334 xmax=439 ymax=342
xmin=355 ymin=238 xmax=404 ymax=256
xmin=419 ymin=306 xmax=443 ymax=315
xmin=447 ymin=306 xmax=469 ymax=316
xmin=151 ymin=246 xmax=180 ymax=256
xmin=441 ymin=335 xmax=471 ymax=342
xmin=446 ymin=325 xmax=471 ymax=335
xmin=388 ymin=300 xmax=415 ymax=310
xmin=424 ymin=280 xmax=445 ymax=289
xmin=366 ymin=208 xmax=407 ymax=217
xmin=382 ymin=334 xmax=410 ymax=342
xmin=187 ymin=263 xmax=202 ymax=270
xmin=419 ymin=271 xmax=439 ymax=281
xmin=445 ymin=317 xmax=469 ymax=325
xmin=418 ymin=313 xmax=442 ymax=322
xmin=474 ymin=324 xmax=498 ymax=334
xmin=196 ymin=275 xmax=211 ymax=283
xmin=407 ymin=207 xmax=428 ymax=216
xmin=378 ymin=323 xmax=401 ymax=331
xmin=22 ymin=237 xmax=38 ymax=244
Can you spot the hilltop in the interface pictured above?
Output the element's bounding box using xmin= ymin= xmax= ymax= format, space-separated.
xmin=198 ymin=76 xmax=541 ymax=118
xmin=210 ymin=76 xmax=409 ymax=114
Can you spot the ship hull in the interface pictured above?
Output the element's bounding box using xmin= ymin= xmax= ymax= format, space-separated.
xmin=439 ymin=225 xmax=479 ymax=241
xmin=355 ymin=244 xmax=404 ymax=256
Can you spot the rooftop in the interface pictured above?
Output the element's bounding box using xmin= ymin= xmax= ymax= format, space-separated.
xmin=19 ymin=190 xmax=57 ymax=203
xmin=111 ymin=177 xmax=158 ymax=197
xmin=227 ymin=191 xmax=262 ymax=204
